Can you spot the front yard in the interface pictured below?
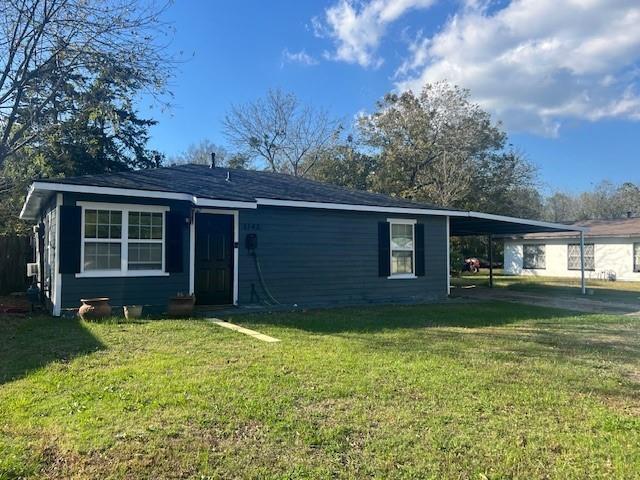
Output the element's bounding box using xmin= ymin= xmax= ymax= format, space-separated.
xmin=1 ymin=303 xmax=639 ymax=479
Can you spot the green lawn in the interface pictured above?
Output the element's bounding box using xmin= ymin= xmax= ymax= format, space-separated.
xmin=1 ymin=303 xmax=640 ymax=479
xmin=452 ymin=272 xmax=640 ymax=304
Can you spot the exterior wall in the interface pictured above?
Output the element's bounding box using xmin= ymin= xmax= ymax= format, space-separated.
xmin=236 ymin=206 xmax=448 ymax=306
xmin=59 ymin=192 xmax=192 ymax=314
xmin=55 ymin=196 xmax=449 ymax=314
xmin=504 ymin=238 xmax=640 ymax=281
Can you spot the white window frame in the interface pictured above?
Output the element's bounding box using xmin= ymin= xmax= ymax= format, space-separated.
xmin=76 ymin=201 xmax=169 ymax=278
xmin=387 ymin=218 xmax=417 ymax=279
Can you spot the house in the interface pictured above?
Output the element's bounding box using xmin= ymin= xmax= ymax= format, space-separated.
xmin=20 ymin=164 xmax=586 ymax=315
xmin=503 ymin=217 xmax=640 ymax=281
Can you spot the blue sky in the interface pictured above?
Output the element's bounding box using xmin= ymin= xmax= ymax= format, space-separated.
xmin=145 ymin=0 xmax=640 ymax=194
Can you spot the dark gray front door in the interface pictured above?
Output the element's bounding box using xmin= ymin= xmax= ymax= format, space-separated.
xmin=194 ymin=214 xmax=233 ymax=305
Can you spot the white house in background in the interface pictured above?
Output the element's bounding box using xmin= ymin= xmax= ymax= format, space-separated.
xmin=504 ymin=217 xmax=640 ymax=282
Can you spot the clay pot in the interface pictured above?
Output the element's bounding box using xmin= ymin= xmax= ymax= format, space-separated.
xmin=78 ymin=298 xmax=112 ymax=321
xmin=167 ymin=295 xmax=195 ymax=317
xmin=123 ymin=305 xmax=143 ymax=320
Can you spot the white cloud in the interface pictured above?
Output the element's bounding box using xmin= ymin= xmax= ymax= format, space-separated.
xmin=394 ymin=0 xmax=640 ymax=135
xmin=282 ymin=49 xmax=319 ymax=66
xmin=315 ymin=0 xmax=436 ymax=68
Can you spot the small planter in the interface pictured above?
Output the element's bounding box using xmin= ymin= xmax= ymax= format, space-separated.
xmin=123 ymin=305 xmax=143 ymax=320
xmin=167 ymin=295 xmax=195 ymax=317
xmin=78 ymin=298 xmax=112 ymax=321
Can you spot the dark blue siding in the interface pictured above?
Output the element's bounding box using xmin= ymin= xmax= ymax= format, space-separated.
xmin=59 ymin=193 xmax=191 ymax=314
xmin=237 ymin=206 xmax=447 ymax=306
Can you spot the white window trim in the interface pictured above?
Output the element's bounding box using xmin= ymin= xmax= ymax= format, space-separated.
xmin=387 ymin=218 xmax=417 ymax=279
xmin=76 ymin=201 xmax=170 ymax=278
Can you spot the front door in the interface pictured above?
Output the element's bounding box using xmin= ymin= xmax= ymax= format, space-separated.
xmin=194 ymin=213 xmax=234 ymax=305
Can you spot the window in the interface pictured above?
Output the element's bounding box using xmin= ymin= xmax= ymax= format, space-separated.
xmin=127 ymin=212 xmax=163 ymax=270
xmin=523 ymin=244 xmax=545 ymax=269
xmin=389 ymin=219 xmax=415 ymax=277
xmin=80 ymin=203 xmax=167 ymax=276
xmin=634 ymin=243 xmax=640 ymax=273
xmin=83 ymin=209 xmax=122 ymax=271
xmin=568 ymin=243 xmax=595 ymax=271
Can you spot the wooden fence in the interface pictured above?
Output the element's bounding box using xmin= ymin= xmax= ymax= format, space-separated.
xmin=0 ymin=235 xmax=32 ymax=295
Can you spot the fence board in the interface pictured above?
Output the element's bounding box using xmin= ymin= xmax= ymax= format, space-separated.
xmin=0 ymin=235 xmax=31 ymax=295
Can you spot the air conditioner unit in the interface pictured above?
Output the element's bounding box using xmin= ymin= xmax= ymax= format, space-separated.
xmin=27 ymin=262 xmax=39 ymax=277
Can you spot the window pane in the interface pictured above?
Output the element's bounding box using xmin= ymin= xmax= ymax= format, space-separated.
xmin=391 ymin=223 xmax=413 ymax=250
xmin=523 ymin=244 xmax=546 ymax=269
xmin=128 ymin=242 xmax=162 ymax=270
xmin=85 ymin=223 xmax=97 ymax=238
xmin=392 ymin=251 xmax=413 ymax=274
xmin=84 ymin=242 xmax=121 ymax=271
xmin=85 ymin=210 xmax=97 ymax=224
xmin=98 ymin=210 xmax=109 ymax=224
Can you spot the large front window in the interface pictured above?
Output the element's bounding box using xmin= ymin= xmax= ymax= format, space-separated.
xmin=389 ymin=219 xmax=415 ymax=277
xmin=80 ymin=203 xmax=167 ymax=276
xmin=523 ymin=244 xmax=545 ymax=270
xmin=568 ymin=243 xmax=595 ymax=271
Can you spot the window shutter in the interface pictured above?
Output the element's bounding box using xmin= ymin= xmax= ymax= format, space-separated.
xmin=165 ymin=211 xmax=184 ymax=273
xmin=59 ymin=205 xmax=82 ymax=274
xmin=378 ymin=222 xmax=390 ymax=277
xmin=415 ymin=223 xmax=425 ymax=276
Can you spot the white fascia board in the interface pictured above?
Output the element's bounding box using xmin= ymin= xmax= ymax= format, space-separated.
xmin=466 ymin=211 xmax=588 ymax=233
xmin=18 ymin=184 xmax=36 ymax=219
xmin=20 ymin=181 xmax=258 ymax=219
xmin=255 ymin=198 xmax=463 ymax=216
xmin=194 ymin=197 xmax=256 ymax=209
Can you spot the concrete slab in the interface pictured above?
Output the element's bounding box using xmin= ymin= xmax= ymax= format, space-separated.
xmin=207 ymin=319 xmax=280 ymax=343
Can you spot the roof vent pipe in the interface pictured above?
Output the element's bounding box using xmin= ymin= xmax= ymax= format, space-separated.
xmin=210 ymin=152 xmax=216 ymax=169
xmin=226 ymin=171 xmax=230 ymax=182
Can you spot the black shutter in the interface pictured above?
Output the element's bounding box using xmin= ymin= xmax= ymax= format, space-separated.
xmin=378 ymin=222 xmax=390 ymax=277
xmin=415 ymin=223 xmax=425 ymax=276
xmin=165 ymin=211 xmax=184 ymax=273
xmin=59 ymin=205 xmax=82 ymax=274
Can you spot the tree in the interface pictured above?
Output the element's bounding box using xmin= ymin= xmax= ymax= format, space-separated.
xmin=222 ymin=88 xmax=340 ymax=176
xmin=0 ymin=0 xmax=173 ymax=168
xmin=358 ymin=82 xmax=506 ymax=208
xmin=168 ymin=139 xmax=252 ymax=169
xmin=308 ymin=135 xmax=376 ymax=191
xmin=0 ymin=65 xmax=163 ymax=234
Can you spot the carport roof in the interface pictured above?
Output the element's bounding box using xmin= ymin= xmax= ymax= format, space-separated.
xmin=449 ymin=212 xmax=586 ymax=236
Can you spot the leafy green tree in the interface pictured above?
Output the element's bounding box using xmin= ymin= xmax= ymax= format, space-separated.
xmin=0 ymin=0 xmax=172 ymax=168
xmin=308 ymin=136 xmax=376 ymax=191
xmin=0 ymin=66 xmax=162 ymax=234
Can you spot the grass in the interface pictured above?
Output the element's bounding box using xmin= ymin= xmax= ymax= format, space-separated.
xmin=452 ymin=271 xmax=640 ymax=304
xmin=1 ymin=303 xmax=640 ymax=479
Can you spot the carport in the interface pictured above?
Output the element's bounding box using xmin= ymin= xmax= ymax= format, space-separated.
xmin=447 ymin=212 xmax=588 ymax=294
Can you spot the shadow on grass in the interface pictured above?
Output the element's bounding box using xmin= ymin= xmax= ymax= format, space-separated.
xmin=231 ymin=302 xmax=587 ymax=334
xmin=0 ymin=315 xmax=105 ymax=385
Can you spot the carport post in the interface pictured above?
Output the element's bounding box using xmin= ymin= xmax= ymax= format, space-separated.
xmin=488 ymin=234 xmax=494 ymax=288
xmin=580 ymin=231 xmax=586 ymax=295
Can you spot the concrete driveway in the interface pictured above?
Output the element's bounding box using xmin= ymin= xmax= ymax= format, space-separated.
xmin=451 ymin=286 xmax=640 ymax=316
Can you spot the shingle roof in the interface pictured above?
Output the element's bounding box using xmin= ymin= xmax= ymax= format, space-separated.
xmin=38 ymin=164 xmax=452 ymax=210
xmin=508 ymin=217 xmax=640 ymax=239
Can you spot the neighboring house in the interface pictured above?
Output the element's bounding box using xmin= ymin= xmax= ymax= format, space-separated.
xmin=20 ymin=165 xmax=582 ymax=315
xmin=504 ymin=217 xmax=640 ymax=281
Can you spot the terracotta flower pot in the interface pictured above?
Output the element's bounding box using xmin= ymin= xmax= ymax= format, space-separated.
xmin=167 ymin=295 xmax=195 ymax=317
xmin=123 ymin=305 xmax=143 ymax=320
xmin=78 ymin=298 xmax=112 ymax=321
